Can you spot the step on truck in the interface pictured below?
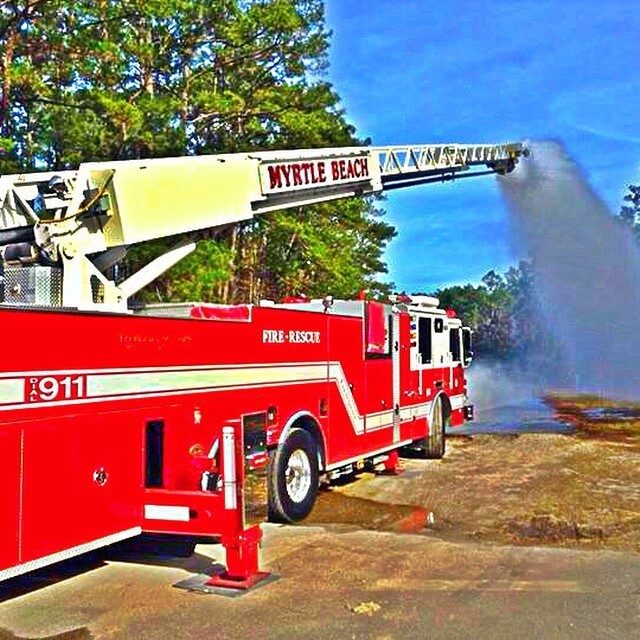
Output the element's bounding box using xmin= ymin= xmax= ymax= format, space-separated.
xmin=0 ymin=142 xmax=525 ymax=588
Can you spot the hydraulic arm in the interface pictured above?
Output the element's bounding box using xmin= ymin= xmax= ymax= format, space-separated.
xmin=0 ymin=142 xmax=525 ymax=311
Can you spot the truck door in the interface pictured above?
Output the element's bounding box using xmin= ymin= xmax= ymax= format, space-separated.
xmin=400 ymin=312 xmax=446 ymax=443
xmin=362 ymin=302 xmax=395 ymax=447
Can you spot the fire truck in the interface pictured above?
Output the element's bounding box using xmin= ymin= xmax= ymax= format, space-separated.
xmin=0 ymin=142 xmax=524 ymax=588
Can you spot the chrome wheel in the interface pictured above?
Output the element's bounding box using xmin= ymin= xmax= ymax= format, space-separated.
xmin=268 ymin=428 xmax=319 ymax=523
xmin=285 ymin=448 xmax=312 ymax=503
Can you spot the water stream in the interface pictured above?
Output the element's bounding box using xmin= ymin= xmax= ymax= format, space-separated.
xmin=498 ymin=142 xmax=640 ymax=400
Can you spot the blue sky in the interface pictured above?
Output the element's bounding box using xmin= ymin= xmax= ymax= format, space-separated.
xmin=325 ymin=0 xmax=640 ymax=293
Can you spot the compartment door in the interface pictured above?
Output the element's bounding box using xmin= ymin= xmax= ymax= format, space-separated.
xmin=0 ymin=427 xmax=21 ymax=571
xmin=21 ymin=410 xmax=142 ymax=563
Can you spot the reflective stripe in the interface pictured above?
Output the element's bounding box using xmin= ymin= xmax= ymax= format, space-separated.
xmin=87 ymin=364 xmax=328 ymax=397
xmin=0 ymin=526 xmax=141 ymax=582
xmin=0 ymin=362 xmax=460 ymax=436
xmin=0 ymin=378 xmax=23 ymax=404
xmin=222 ymin=427 xmax=237 ymax=510
xmin=144 ymin=505 xmax=190 ymax=522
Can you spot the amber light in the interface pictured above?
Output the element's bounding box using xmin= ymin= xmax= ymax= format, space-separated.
xmin=189 ymin=443 xmax=205 ymax=457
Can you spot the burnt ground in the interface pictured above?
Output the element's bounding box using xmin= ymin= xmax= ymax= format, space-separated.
xmin=308 ymin=394 xmax=640 ymax=552
xmin=2 ymin=394 xmax=640 ymax=639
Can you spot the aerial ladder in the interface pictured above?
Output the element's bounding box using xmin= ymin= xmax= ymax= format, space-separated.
xmin=0 ymin=142 xmax=525 ymax=311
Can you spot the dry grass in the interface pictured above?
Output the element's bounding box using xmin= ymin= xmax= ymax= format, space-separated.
xmin=545 ymin=392 xmax=640 ymax=439
xmin=311 ymin=398 xmax=640 ymax=553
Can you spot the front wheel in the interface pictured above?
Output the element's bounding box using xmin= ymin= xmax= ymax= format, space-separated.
xmin=268 ymin=428 xmax=319 ymax=523
xmin=424 ymin=396 xmax=446 ymax=459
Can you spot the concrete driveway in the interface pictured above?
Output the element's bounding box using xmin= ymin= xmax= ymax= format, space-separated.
xmin=1 ymin=523 xmax=639 ymax=639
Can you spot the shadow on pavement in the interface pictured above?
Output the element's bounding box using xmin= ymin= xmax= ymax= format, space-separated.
xmin=0 ymin=552 xmax=105 ymax=604
xmin=0 ymin=628 xmax=92 ymax=640
xmin=0 ymin=536 xmax=218 ymax=603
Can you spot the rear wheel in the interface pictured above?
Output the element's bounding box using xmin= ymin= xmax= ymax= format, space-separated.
xmin=268 ymin=428 xmax=319 ymax=523
xmin=424 ymin=396 xmax=446 ymax=459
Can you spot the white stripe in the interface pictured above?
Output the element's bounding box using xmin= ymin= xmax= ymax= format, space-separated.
xmin=0 ymin=526 xmax=141 ymax=582
xmin=87 ymin=364 xmax=328 ymax=397
xmin=0 ymin=379 xmax=324 ymax=413
xmin=0 ymin=362 xmax=444 ymax=438
xmin=0 ymin=361 xmax=331 ymax=378
xmin=0 ymin=378 xmax=23 ymax=404
xmin=329 ymin=363 xmax=363 ymax=432
xmin=144 ymin=505 xmax=190 ymax=522
xmin=365 ymin=411 xmax=394 ymax=430
xmin=392 ymin=313 xmax=401 ymax=443
xmin=222 ymin=427 xmax=237 ymax=510
xmin=399 ymin=402 xmax=432 ymax=421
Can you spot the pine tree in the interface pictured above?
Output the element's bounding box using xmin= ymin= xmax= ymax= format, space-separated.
xmin=619 ymin=184 xmax=640 ymax=243
xmin=0 ymin=1 xmax=396 ymax=303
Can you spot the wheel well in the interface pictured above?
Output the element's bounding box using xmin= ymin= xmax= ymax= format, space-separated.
xmin=281 ymin=414 xmax=326 ymax=471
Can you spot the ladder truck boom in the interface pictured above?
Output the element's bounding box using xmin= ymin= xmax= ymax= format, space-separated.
xmin=0 ymin=142 xmax=525 ymax=311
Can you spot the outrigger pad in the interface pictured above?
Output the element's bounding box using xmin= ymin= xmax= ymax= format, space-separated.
xmin=173 ymin=564 xmax=278 ymax=597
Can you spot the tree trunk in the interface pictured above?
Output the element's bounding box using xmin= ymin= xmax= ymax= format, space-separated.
xmin=0 ymin=30 xmax=16 ymax=136
xmin=221 ymin=227 xmax=238 ymax=304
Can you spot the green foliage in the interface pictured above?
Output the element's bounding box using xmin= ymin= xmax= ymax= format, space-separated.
xmin=0 ymin=0 xmax=395 ymax=303
xmin=619 ymin=184 xmax=640 ymax=243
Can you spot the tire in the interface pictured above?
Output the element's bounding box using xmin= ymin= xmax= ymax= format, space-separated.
xmin=424 ymin=395 xmax=446 ymax=459
xmin=268 ymin=428 xmax=319 ymax=523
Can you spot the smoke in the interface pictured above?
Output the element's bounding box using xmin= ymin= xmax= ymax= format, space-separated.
xmin=463 ymin=361 xmax=574 ymax=433
xmin=499 ymin=141 xmax=640 ymax=400
xmin=466 ymin=361 xmax=543 ymax=410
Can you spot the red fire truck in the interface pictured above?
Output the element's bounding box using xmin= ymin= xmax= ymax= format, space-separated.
xmin=0 ymin=142 xmax=524 ymax=588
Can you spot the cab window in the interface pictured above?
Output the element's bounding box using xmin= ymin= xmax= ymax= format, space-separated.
xmin=462 ymin=328 xmax=473 ymax=366
xmin=366 ymin=302 xmax=391 ymax=359
xmin=418 ymin=317 xmax=432 ymax=364
xmin=449 ymin=328 xmax=461 ymax=362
